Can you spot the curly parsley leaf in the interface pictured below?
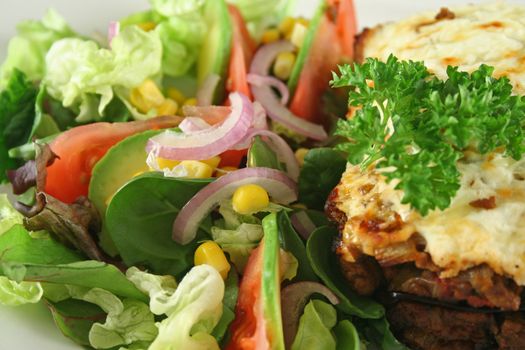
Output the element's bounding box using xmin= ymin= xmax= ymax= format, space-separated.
xmin=331 ymin=55 xmax=525 ymax=215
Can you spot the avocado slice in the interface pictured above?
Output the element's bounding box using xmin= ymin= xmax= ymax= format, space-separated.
xmin=197 ymin=0 xmax=233 ymax=104
xmin=286 ymin=1 xmax=326 ymax=97
xmin=88 ymin=129 xmax=161 ymax=255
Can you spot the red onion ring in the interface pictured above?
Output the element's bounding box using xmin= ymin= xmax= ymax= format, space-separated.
xmin=290 ymin=211 xmax=318 ymax=240
xmin=196 ymin=73 xmax=221 ymax=106
xmin=146 ymin=93 xmax=253 ymax=160
xmin=108 ymin=21 xmax=120 ymax=47
xmin=179 ymin=117 xmax=212 ymax=134
xmin=281 ymin=281 xmax=340 ymax=349
xmin=172 ymin=167 xmax=298 ymax=244
xmin=247 ymin=73 xmax=289 ymax=105
xmin=249 ymin=41 xmax=327 ymax=141
xmin=182 ymin=105 xmax=232 ymax=125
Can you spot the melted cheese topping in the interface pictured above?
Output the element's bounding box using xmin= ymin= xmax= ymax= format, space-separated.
xmin=336 ymin=153 xmax=525 ymax=285
xmin=362 ymin=2 xmax=525 ymax=93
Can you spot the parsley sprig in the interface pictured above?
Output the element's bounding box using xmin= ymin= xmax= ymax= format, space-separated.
xmin=331 ymin=55 xmax=525 ymax=215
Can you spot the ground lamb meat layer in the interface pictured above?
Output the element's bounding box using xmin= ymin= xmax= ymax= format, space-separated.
xmin=387 ymin=301 xmax=525 ymax=350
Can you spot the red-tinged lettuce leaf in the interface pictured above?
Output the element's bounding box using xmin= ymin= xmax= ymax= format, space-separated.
xmin=46 ymin=298 xmax=106 ymax=347
xmin=0 ymin=224 xmax=81 ymax=265
xmin=1 ymin=260 xmax=147 ymax=302
xmin=23 ymin=193 xmax=107 ymax=262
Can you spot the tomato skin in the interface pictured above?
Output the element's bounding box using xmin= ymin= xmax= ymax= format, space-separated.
xmin=289 ymin=0 xmax=356 ymax=124
xmin=44 ymin=116 xmax=181 ymax=203
xmin=219 ymin=149 xmax=247 ymax=168
xmin=226 ymin=244 xmax=270 ymax=350
xmin=226 ymin=5 xmax=256 ymax=100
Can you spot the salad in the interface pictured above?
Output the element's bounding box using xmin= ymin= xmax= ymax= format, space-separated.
xmin=0 ymin=0 xmax=473 ymax=349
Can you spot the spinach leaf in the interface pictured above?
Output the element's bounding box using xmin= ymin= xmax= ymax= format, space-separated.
xmin=106 ymin=173 xmax=213 ymax=277
xmin=46 ymin=298 xmax=106 ymax=346
xmin=355 ymin=317 xmax=408 ymax=350
xmin=213 ymin=269 xmax=239 ymax=344
xmin=0 ymin=69 xmax=38 ymax=182
xmin=1 ymin=260 xmax=147 ymax=302
xmin=334 ymin=320 xmax=360 ymax=350
xmin=298 ymin=148 xmax=346 ymax=210
xmin=276 ymin=211 xmax=317 ymax=282
xmin=306 ymin=226 xmax=384 ymax=319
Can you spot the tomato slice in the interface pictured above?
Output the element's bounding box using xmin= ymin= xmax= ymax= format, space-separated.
xmin=45 ymin=116 xmax=181 ymax=203
xmin=289 ymin=0 xmax=357 ymax=124
xmin=226 ymin=5 xmax=256 ymax=99
xmin=219 ymin=149 xmax=247 ymax=168
xmin=226 ymin=244 xmax=270 ymax=350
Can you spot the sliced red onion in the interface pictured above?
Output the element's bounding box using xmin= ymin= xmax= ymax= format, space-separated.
xmin=290 ymin=211 xmax=317 ymax=240
xmin=247 ymin=73 xmax=289 ymax=105
xmin=281 ymin=282 xmax=340 ymax=349
xmin=172 ymin=167 xmax=298 ymax=244
xmin=252 ymin=101 xmax=268 ymax=130
xmin=108 ymin=21 xmax=120 ymax=47
xmin=249 ymin=41 xmax=327 ymax=141
xmin=182 ymin=105 xmax=232 ymax=125
xmin=234 ymin=129 xmax=299 ymax=180
xmin=197 ymin=73 xmax=221 ymax=106
xmin=179 ymin=117 xmax=212 ymax=134
xmin=250 ymin=41 xmax=296 ymax=76
xmin=146 ymin=93 xmax=253 ymax=160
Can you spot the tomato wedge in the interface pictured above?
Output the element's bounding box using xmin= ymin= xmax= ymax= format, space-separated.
xmin=45 ymin=116 xmax=181 ymax=203
xmin=226 ymin=244 xmax=269 ymax=350
xmin=289 ymin=0 xmax=357 ymax=124
xmin=226 ymin=4 xmax=256 ymax=99
xmin=219 ymin=149 xmax=247 ymax=168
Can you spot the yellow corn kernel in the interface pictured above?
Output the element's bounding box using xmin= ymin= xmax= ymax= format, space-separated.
xmin=261 ymin=28 xmax=281 ymax=44
xmin=290 ymin=22 xmax=308 ymax=48
xmin=167 ymin=88 xmax=186 ymax=105
xmin=279 ymin=17 xmax=296 ymax=37
xmin=295 ymin=148 xmax=309 ymax=167
xmin=155 ymin=157 xmax=180 ymax=170
xmin=194 ymin=241 xmax=231 ymax=279
xmin=137 ymin=21 xmax=156 ymax=32
xmin=232 ymin=184 xmax=270 ymax=215
xmin=201 ymin=156 xmax=221 ymax=169
xmin=273 ymin=52 xmax=296 ymax=81
xmin=215 ymin=166 xmax=238 ymax=178
xmin=157 ymin=98 xmax=178 ymax=116
xmin=179 ymin=160 xmax=214 ymax=178
xmin=130 ymin=79 xmax=165 ymax=113
xmin=183 ymin=98 xmax=197 ymax=106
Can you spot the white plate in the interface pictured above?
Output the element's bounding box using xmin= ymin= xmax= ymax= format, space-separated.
xmin=0 ymin=0 xmax=511 ymax=349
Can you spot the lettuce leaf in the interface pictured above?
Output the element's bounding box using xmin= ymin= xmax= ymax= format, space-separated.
xmin=155 ymin=14 xmax=206 ymax=77
xmin=68 ymin=286 xmax=157 ymax=349
xmin=150 ymin=0 xmax=205 ymax=16
xmin=291 ymin=299 xmax=337 ymax=350
xmin=0 ymin=276 xmax=43 ymax=306
xmin=227 ymin=0 xmax=295 ymax=38
xmin=125 ymin=266 xmax=178 ymax=315
xmin=149 ymin=264 xmax=224 ymax=350
xmin=0 ymin=9 xmax=76 ymax=87
xmin=44 ymin=26 xmax=162 ymax=122
xmin=0 ymin=194 xmax=23 ymax=235
xmin=211 ymin=200 xmax=263 ymax=271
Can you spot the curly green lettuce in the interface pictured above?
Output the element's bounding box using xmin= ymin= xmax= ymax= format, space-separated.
xmin=44 ymin=26 xmax=162 ymax=122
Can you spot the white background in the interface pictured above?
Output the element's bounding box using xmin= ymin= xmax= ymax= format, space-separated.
xmin=0 ymin=0 xmax=523 ymax=349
